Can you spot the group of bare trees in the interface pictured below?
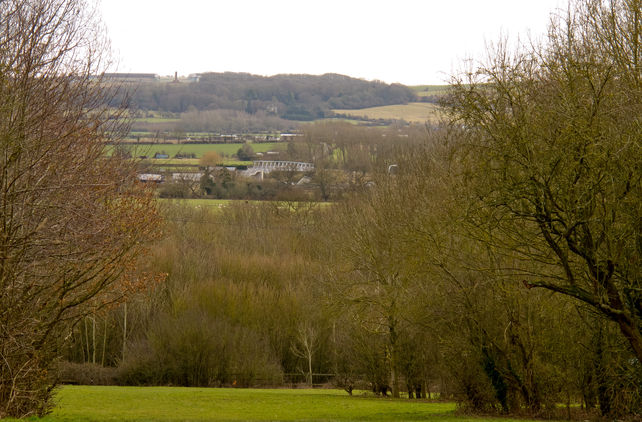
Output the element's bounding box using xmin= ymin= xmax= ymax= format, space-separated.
xmin=323 ymin=0 xmax=640 ymax=415
xmin=444 ymin=0 xmax=641 ymax=362
xmin=129 ymin=72 xmax=417 ymax=119
xmin=311 ymin=0 xmax=640 ymax=415
xmin=323 ymin=130 xmax=638 ymax=416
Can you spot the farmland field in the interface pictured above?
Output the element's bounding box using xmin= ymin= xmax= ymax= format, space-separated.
xmin=160 ymin=199 xmax=333 ymax=210
xmin=333 ymin=102 xmax=443 ymax=124
xmin=12 ymin=386 xmax=546 ymax=422
xmin=160 ymin=198 xmax=235 ymax=209
xmin=143 ymin=158 xmax=252 ymax=166
xmin=116 ymin=142 xmax=286 ymax=158
xmin=132 ymin=117 xmax=181 ymax=123
xmin=409 ymin=85 xmax=452 ymax=97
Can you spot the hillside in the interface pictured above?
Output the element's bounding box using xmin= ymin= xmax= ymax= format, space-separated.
xmin=333 ymin=102 xmax=443 ymax=124
xmin=123 ymin=72 xmax=420 ymax=121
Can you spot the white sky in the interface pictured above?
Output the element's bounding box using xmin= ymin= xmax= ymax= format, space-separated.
xmin=99 ymin=0 xmax=565 ymax=85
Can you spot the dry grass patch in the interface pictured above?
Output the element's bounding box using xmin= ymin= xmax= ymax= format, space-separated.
xmin=333 ymin=102 xmax=443 ymax=124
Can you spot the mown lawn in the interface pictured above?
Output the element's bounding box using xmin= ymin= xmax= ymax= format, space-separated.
xmin=15 ymin=386 xmax=550 ymax=422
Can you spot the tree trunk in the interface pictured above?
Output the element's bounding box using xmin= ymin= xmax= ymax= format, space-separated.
xmin=101 ymin=318 xmax=107 ymax=366
xmin=616 ymin=316 xmax=642 ymax=363
xmin=91 ymin=316 xmax=96 ymax=365
xmin=307 ymin=351 xmax=313 ymax=386
xmin=122 ymin=303 xmax=127 ymax=363
xmin=390 ymin=361 xmax=399 ymax=398
xmin=84 ymin=318 xmax=90 ymax=364
xmin=388 ymin=318 xmax=400 ymax=398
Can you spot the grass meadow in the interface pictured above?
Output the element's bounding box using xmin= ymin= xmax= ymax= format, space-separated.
xmin=159 ymin=198 xmax=334 ymax=210
xmin=333 ymin=102 xmax=443 ymax=124
xmin=159 ymin=198 xmax=234 ymax=209
xmin=409 ymin=85 xmax=452 ymax=97
xmin=132 ymin=117 xmax=181 ymax=124
xmin=144 ymin=158 xmax=251 ymax=166
xmin=14 ymin=386 xmax=548 ymax=422
xmin=120 ymin=142 xmax=286 ymax=158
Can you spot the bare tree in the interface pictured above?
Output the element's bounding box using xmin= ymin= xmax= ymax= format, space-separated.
xmin=445 ymin=0 xmax=642 ymax=371
xmin=0 ymin=0 xmax=161 ymax=417
xmin=291 ymin=321 xmax=319 ymax=386
xmin=325 ymin=167 xmax=427 ymax=398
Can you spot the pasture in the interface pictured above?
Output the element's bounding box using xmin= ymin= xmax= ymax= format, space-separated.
xmin=144 ymin=158 xmax=251 ymax=166
xmin=160 ymin=198 xmax=333 ymax=210
xmin=132 ymin=117 xmax=181 ymax=123
xmin=160 ymin=198 xmax=234 ymax=209
xmin=409 ymin=85 xmax=452 ymax=97
xmin=14 ymin=386 xmax=545 ymax=422
xmin=117 ymin=142 xmax=286 ymax=158
xmin=333 ymin=102 xmax=443 ymax=124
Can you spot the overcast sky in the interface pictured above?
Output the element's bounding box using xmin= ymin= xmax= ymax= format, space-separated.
xmin=99 ymin=0 xmax=565 ymax=85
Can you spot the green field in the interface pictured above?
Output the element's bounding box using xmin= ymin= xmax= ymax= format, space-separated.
xmin=160 ymin=198 xmax=234 ymax=209
xmin=409 ymin=85 xmax=452 ymax=97
xmin=317 ymin=117 xmax=365 ymax=125
xmin=119 ymin=142 xmax=286 ymax=158
xmin=160 ymin=199 xmax=333 ymax=210
xmin=14 ymin=386 xmax=544 ymax=422
xmin=132 ymin=117 xmax=181 ymax=123
xmin=143 ymin=158 xmax=252 ymax=166
xmin=333 ymin=102 xmax=443 ymax=124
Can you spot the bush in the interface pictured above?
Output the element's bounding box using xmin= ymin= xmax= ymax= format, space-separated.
xmin=117 ymin=310 xmax=283 ymax=387
xmin=56 ymin=362 xmax=118 ymax=386
xmin=158 ymin=182 xmax=191 ymax=198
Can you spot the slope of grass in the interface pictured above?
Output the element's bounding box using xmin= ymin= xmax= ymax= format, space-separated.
xmin=12 ymin=386 xmax=552 ymax=422
xmin=409 ymin=85 xmax=452 ymax=97
xmin=333 ymin=102 xmax=443 ymax=124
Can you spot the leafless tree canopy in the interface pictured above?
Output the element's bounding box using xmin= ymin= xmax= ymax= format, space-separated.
xmin=0 ymin=0 xmax=161 ymax=417
xmin=445 ymin=0 xmax=641 ymax=364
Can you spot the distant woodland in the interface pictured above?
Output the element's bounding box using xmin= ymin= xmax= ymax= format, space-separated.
xmin=125 ymin=73 xmax=419 ymax=121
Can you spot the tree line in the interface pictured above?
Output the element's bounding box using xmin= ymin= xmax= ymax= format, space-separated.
xmin=124 ymin=72 xmax=419 ymax=120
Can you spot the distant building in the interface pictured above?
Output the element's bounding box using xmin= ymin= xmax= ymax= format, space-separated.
xmin=103 ymin=73 xmax=160 ymax=82
xmin=171 ymin=173 xmax=203 ymax=182
xmin=249 ymin=161 xmax=314 ymax=174
xmin=138 ymin=173 xmax=163 ymax=183
xmin=280 ymin=133 xmax=302 ymax=142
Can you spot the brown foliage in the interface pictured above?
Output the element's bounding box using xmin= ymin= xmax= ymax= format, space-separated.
xmin=0 ymin=0 xmax=162 ymax=417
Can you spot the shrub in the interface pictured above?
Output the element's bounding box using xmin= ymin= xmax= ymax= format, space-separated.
xmin=56 ymin=362 xmax=118 ymax=386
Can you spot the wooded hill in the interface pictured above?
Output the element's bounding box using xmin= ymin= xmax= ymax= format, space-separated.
xmin=126 ymin=72 xmax=419 ymax=121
